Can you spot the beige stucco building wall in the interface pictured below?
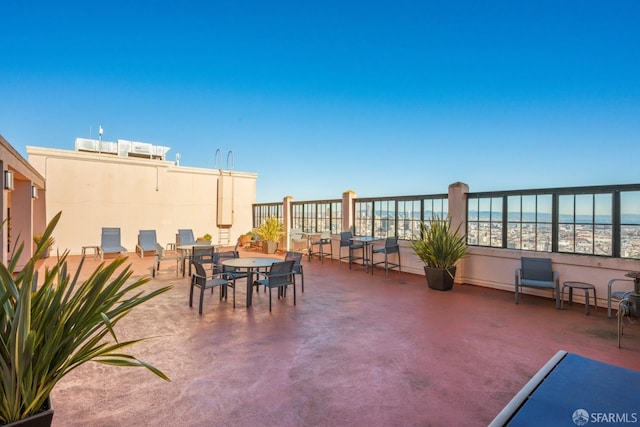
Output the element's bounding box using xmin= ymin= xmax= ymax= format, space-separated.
xmin=0 ymin=135 xmax=46 ymax=269
xmin=27 ymin=146 xmax=257 ymax=255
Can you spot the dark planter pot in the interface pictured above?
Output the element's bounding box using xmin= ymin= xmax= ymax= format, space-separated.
xmin=424 ymin=266 xmax=457 ymax=291
xmin=3 ymin=397 xmax=53 ymax=427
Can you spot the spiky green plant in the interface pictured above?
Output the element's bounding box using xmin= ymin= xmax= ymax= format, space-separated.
xmin=0 ymin=212 xmax=171 ymax=424
xmin=411 ymin=216 xmax=468 ymax=271
xmin=255 ymin=217 xmax=285 ymax=243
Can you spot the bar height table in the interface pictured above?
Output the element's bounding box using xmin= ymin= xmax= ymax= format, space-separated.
xmin=349 ymin=236 xmax=383 ymax=272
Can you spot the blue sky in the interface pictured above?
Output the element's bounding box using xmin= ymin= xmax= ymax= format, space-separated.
xmin=1 ymin=1 xmax=639 ymax=202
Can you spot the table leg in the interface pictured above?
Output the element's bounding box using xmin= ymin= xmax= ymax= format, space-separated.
xmin=246 ymin=271 xmax=253 ymax=307
xmin=584 ymin=291 xmax=590 ymax=315
xmin=363 ymin=242 xmax=371 ymax=272
xmin=180 ymin=249 xmax=188 ymax=277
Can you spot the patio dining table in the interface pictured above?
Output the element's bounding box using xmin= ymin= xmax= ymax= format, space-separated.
xmin=222 ymin=257 xmax=281 ymax=307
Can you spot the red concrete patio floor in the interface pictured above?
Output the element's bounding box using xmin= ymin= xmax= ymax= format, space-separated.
xmin=39 ymin=249 xmax=640 ymax=427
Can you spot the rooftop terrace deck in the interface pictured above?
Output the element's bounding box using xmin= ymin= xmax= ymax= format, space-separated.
xmin=38 ymin=248 xmax=640 ymax=426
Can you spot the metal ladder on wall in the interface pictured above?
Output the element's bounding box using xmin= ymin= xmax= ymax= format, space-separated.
xmin=215 ymin=149 xmax=234 ymax=248
xmin=218 ymin=227 xmax=231 ymax=246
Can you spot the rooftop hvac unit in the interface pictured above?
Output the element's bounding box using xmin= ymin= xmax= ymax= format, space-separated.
xmin=116 ymin=139 xmax=169 ymax=159
xmin=75 ymin=138 xmax=117 ymax=154
xmin=131 ymin=141 xmax=152 ymax=156
xmin=118 ymin=139 xmax=153 ymax=158
xmin=99 ymin=141 xmax=117 ymax=154
xmin=75 ymin=137 xmax=171 ymax=159
xmin=153 ymin=145 xmax=171 ymax=159
xmin=117 ymin=140 xmax=131 ymax=157
xmin=75 ymin=138 xmax=97 ymax=152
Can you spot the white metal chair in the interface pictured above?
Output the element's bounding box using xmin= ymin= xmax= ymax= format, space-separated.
xmin=309 ymin=232 xmax=333 ymax=263
xmin=289 ymin=228 xmax=307 ymax=253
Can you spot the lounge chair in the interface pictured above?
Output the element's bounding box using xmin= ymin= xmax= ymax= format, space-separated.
xmin=136 ymin=229 xmax=163 ymax=258
xmin=177 ymin=229 xmax=196 ymax=246
xmin=100 ymin=227 xmax=127 ymax=261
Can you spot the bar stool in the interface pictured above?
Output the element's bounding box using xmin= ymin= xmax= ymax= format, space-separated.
xmin=371 ymin=237 xmax=401 ymax=277
xmin=339 ymin=231 xmax=363 ymax=269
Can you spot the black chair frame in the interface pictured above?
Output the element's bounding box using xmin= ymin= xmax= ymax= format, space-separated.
xmin=339 ymin=231 xmax=364 ymax=269
xmin=190 ymin=259 xmax=235 ymax=314
xmin=371 ymin=237 xmax=401 ymax=277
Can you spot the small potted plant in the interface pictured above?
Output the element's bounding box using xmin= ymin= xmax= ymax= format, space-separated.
xmin=197 ymin=233 xmax=212 ymax=242
xmin=255 ymin=217 xmax=284 ymax=254
xmin=238 ymin=231 xmax=254 ymax=247
xmin=411 ymin=216 xmax=468 ymax=291
xmin=0 ymin=212 xmax=171 ymax=426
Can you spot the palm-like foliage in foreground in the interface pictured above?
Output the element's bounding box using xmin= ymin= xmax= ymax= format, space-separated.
xmin=0 ymin=212 xmax=171 ymax=423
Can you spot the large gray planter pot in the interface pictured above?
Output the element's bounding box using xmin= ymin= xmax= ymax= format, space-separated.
xmin=424 ymin=266 xmax=457 ymax=291
xmin=4 ymin=397 xmax=54 ymax=427
xmin=262 ymin=241 xmax=278 ymax=254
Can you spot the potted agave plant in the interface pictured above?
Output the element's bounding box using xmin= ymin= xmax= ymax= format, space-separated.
xmin=411 ymin=216 xmax=468 ymax=291
xmin=255 ymin=217 xmax=284 ymax=254
xmin=0 ymin=212 xmax=171 ymax=426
